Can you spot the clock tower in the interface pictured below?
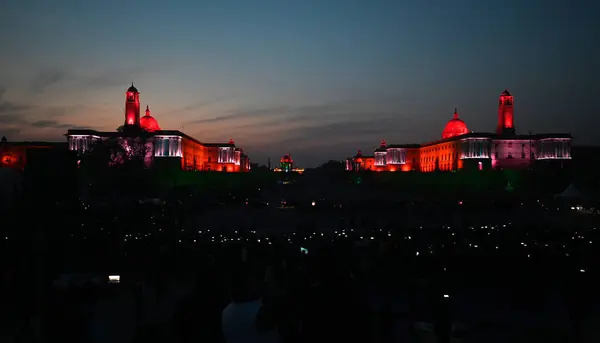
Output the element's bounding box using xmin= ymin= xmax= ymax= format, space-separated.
xmin=496 ymin=89 xmax=515 ymax=135
xmin=124 ymin=83 xmax=141 ymax=127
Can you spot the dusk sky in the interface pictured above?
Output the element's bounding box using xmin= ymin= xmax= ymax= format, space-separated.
xmin=1 ymin=0 xmax=597 ymax=167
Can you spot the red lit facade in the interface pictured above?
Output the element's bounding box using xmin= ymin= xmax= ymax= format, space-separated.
xmin=66 ymin=84 xmax=250 ymax=172
xmin=0 ymin=136 xmax=64 ymax=171
xmin=346 ymin=90 xmax=571 ymax=172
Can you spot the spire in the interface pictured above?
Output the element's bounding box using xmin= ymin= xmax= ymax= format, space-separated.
xmin=145 ymin=105 xmax=150 ymax=116
xmin=453 ymin=108 xmax=458 ymax=119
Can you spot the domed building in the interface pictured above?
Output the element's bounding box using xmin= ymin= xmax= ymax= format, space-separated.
xmin=346 ymin=89 xmax=572 ymax=173
xmin=140 ymin=105 xmax=161 ymax=132
xmin=280 ymin=153 xmax=293 ymax=172
xmin=441 ymin=109 xmax=469 ymax=139
xmin=64 ymin=83 xmax=250 ymax=172
xmin=273 ymin=153 xmax=304 ymax=173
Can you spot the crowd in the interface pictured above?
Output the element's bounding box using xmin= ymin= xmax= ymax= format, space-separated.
xmin=1 ymin=194 xmax=599 ymax=342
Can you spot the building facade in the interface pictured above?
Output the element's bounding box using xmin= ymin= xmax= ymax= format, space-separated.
xmin=273 ymin=153 xmax=305 ymax=173
xmin=0 ymin=136 xmax=67 ymax=171
xmin=345 ymin=90 xmax=571 ymax=172
xmin=66 ymin=84 xmax=250 ymax=172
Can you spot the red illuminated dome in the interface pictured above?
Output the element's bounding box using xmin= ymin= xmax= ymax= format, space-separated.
xmin=140 ymin=105 xmax=161 ymax=132
xmin=281 ymin=153 xmax=293 ymax=163
xmin=442 ymin=108 xmax=469 ymax=139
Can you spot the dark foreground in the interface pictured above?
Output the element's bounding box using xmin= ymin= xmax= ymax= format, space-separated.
xmin=1 ymin=197 xmax=599 ymax=342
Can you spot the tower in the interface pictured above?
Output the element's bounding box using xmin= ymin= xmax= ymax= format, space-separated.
xmin=125 ymin=83 xmax=141 ymax=126
xmin=497 ymin=89 xmax=515 ymax=135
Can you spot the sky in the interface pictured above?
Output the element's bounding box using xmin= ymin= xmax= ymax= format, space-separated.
xmin=0 ymin=0 xmax=597 ymax=167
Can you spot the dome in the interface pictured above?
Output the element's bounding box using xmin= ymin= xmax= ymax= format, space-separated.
xmin=127 ymin=82 xmax=138 ymax=93
xmin=441 ymin=109 xmax=469 ymax=139
xmin=281 ymin=153 xmax=293 ymax=163
xmin=140 ymin=105 xmax=161 ymax=132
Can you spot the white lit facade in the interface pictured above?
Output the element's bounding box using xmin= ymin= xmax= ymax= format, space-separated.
xmin=154 ymin=135 xmax=182 ymax=157
xmin=67 ymin=135 xmax=102 ymax=154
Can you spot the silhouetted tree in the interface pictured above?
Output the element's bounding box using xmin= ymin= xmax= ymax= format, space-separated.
xmin=80 ymin=137 xmax=153 ymax=197
xmin=317 ymin=160 xmax=344 ymax=172
xmin=250 ymin=163 xmax=271 ymax=172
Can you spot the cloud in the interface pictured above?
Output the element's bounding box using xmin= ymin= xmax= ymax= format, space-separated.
xmin=250 ymin=114 xmax=406 ymax=149
xmin=85 ymin=68 xmax=145 ymax=89
xmin=170 ymin=94 xmax=238 ymax=115
xmin=0 ymin=88 xmax=90 ymax=136
xmin=27 ymin=105 xmax=94 ymax=130
xmin=0 ymin=88 xmax=30 ymax=139
xmin=0 ymin=87 xmax=35 ymax=125
xmin=188 ymin=106 xmax=291 ymax=124
xmin=26 ymin=66 xmax=146 ymax=94
xmin=29 ymin=68 xmax=68 ymax=93
xmin=186 ymin=100 xmax=362 ymax=126
xmin=30 ymin=120 xmax=74 ymax=129
xmin=0 ymin=127 xmax=22 ymax=139
xmin=0 ymin=113 xmax=27 ymax=125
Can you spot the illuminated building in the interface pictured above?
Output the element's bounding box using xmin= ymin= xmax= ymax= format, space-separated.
xmin=0 ymin=136 xmax=66 ymax=171
xmin=66 ymin=84 xmax=250 ymax=172
xmin=346 ymin=90 xmax=572 ymax=172
xmin=273 ymin=153 xmax=304 ymax=174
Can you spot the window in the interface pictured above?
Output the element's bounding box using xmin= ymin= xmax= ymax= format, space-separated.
xmin=521 ymin=153 xmax=526 ymax=159
xmin=508 ymin=153 xmax=513 ymax=159
xmin=508 ymin=142 xmax=512 ymax=148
